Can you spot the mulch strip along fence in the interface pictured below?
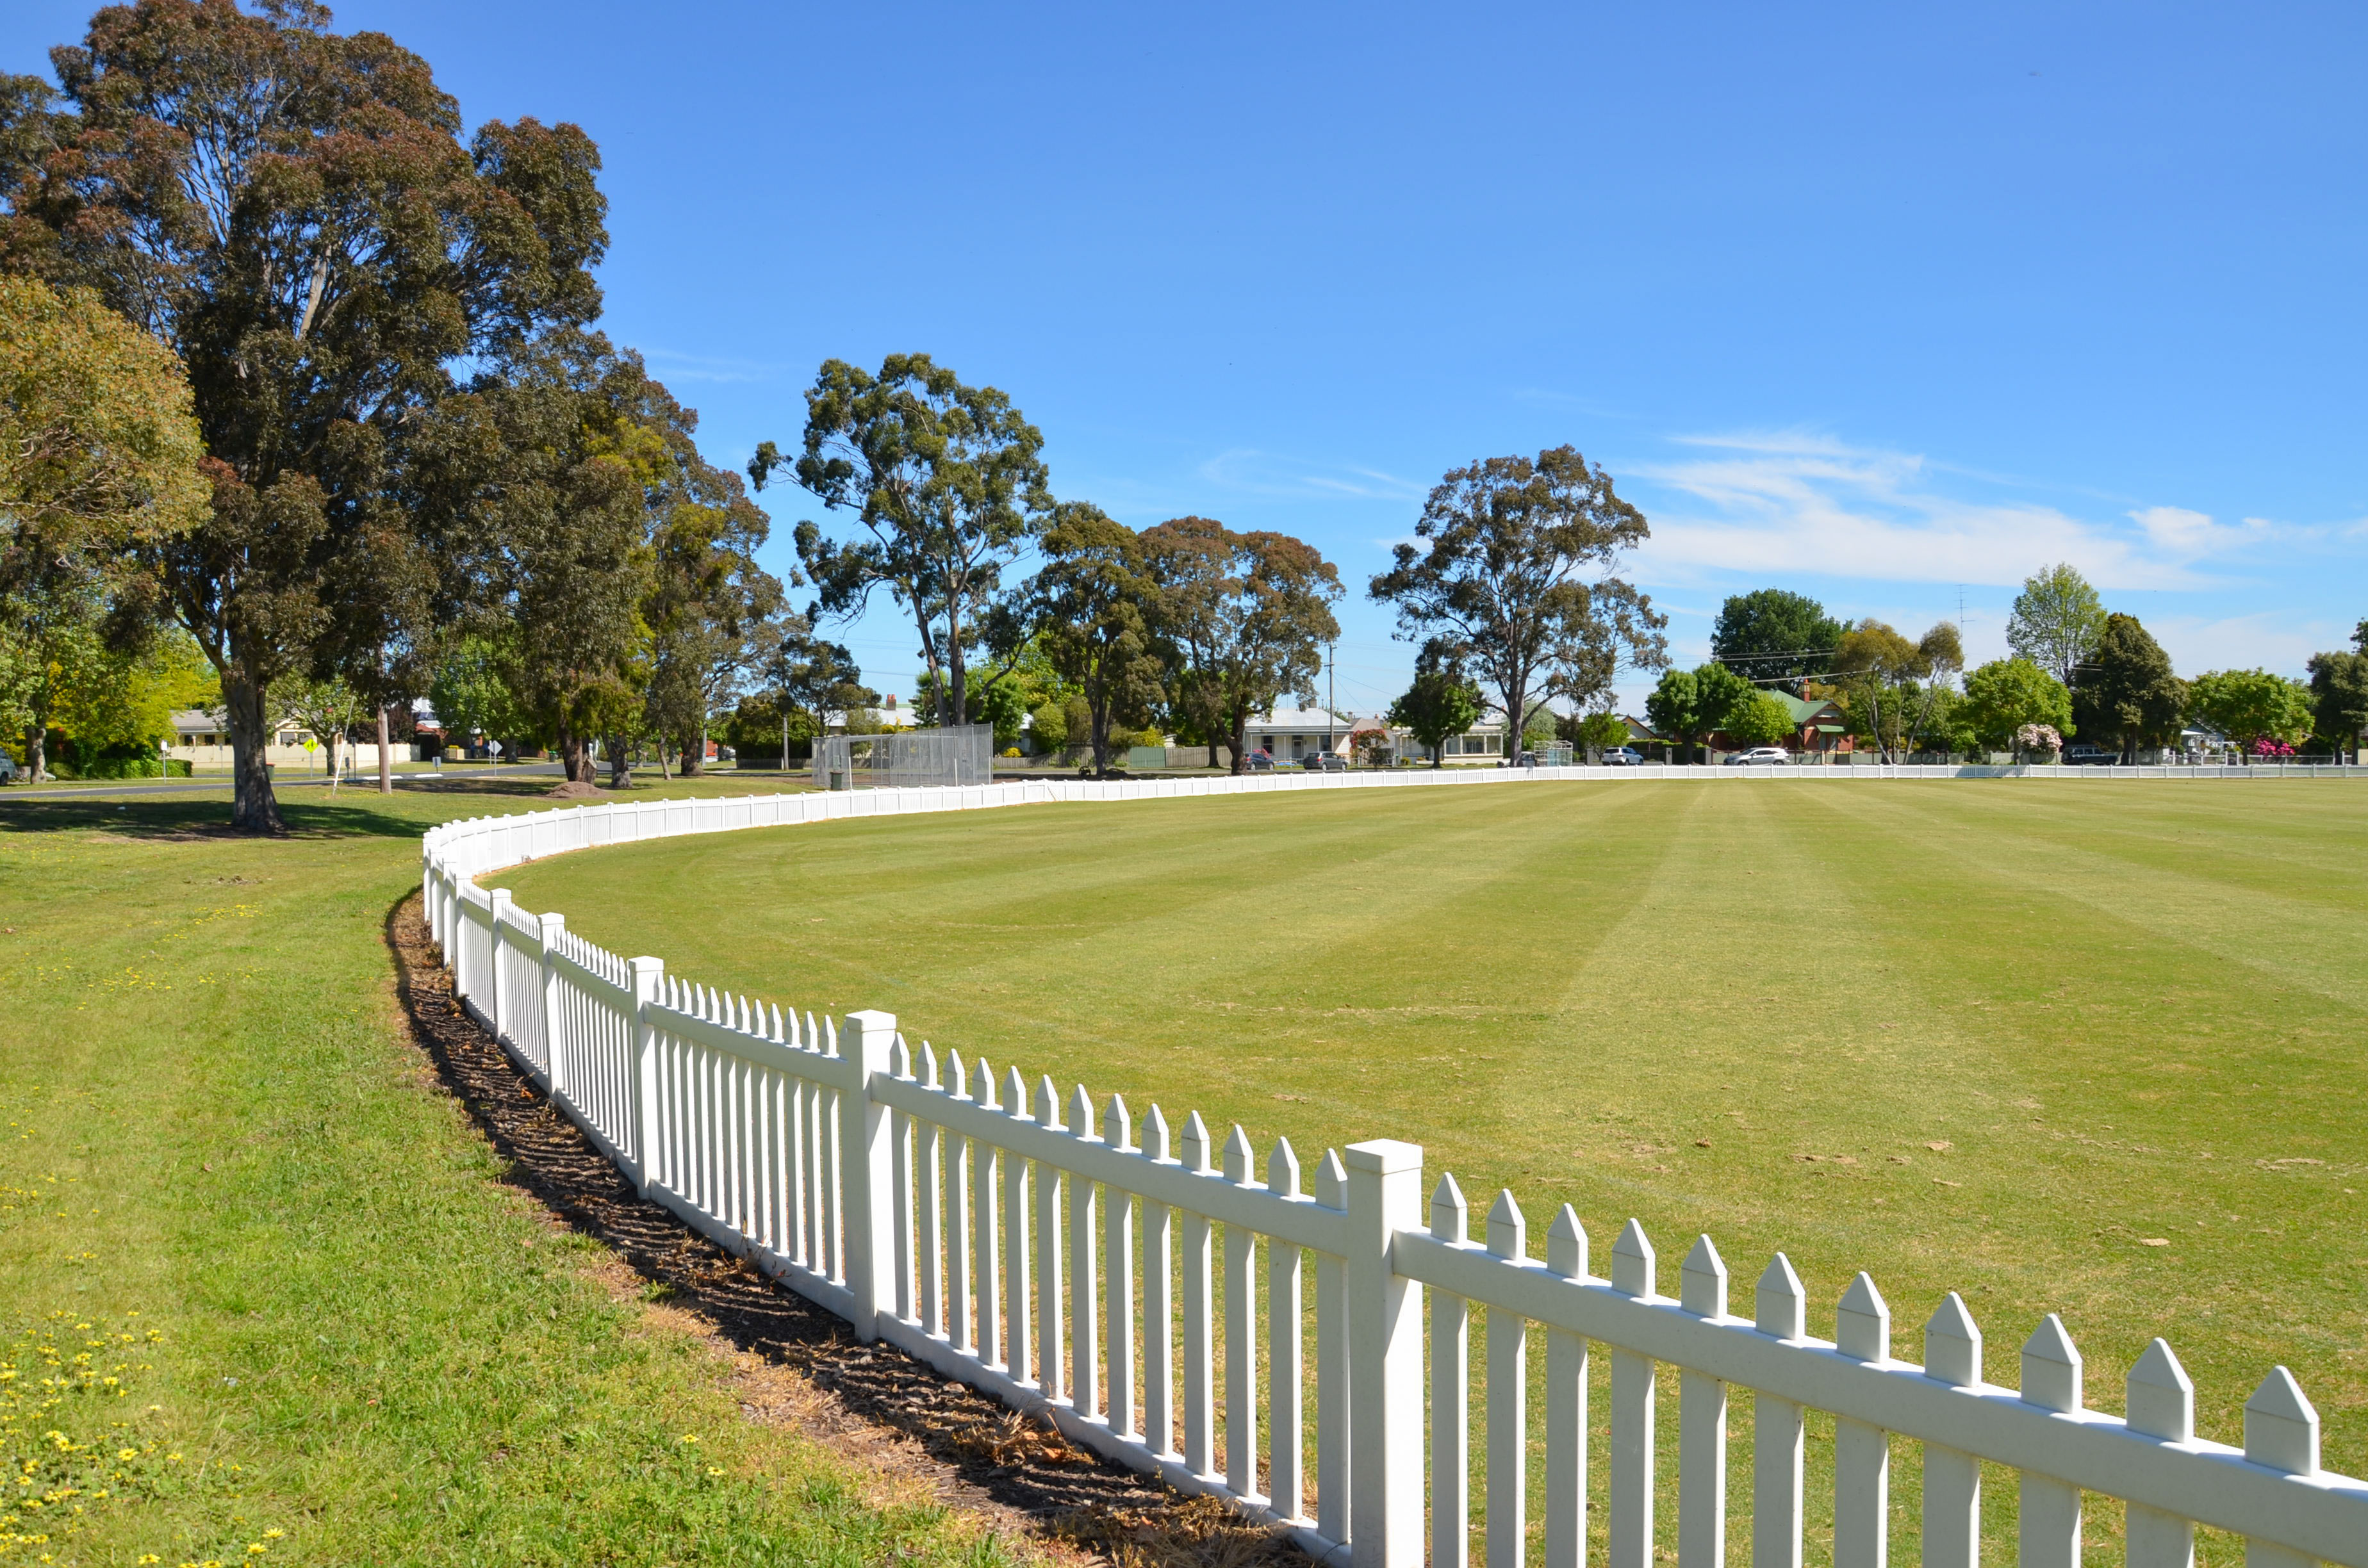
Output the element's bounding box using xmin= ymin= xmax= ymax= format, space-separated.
xmin=386 ymin=892 xmax=1303 ymax=1568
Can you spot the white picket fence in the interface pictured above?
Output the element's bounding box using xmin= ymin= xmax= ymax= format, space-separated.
xmin=421 ymin=777 xmax=2368 ymax=1568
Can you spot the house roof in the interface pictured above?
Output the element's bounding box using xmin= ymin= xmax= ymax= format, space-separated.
xmin=1771 ymin=691 xmax=1845 ymax=723
xmin=1249 ymin=707 xmax=1349 ymax=730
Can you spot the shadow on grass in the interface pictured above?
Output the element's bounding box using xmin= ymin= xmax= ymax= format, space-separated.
xmin=0 ymin=788 xmax=496 ymax=840
xmin=382 ymin=889 xmax=1304 ymax=1568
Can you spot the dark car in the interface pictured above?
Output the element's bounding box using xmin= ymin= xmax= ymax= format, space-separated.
xmin=2065 ymin=744 xmax=2119 ymax=765
xmin=1243 ymin=751 xmax=1276 ymax=772
xmin=1304 ymin=751 xmax=1346 ymax=772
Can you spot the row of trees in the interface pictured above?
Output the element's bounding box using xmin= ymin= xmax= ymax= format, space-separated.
xmin=746 ymin=359 xmax=1673 ymax=772
xmin=0 ymin=1 xmax=791 ymax=821
xmin=1646 ymin=570 xmax=2368 ymax=762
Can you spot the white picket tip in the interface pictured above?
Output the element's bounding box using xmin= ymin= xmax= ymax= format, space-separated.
xmin=1102 ymin=1092 xmax=1133 ymax=1152
xmin=1755 ymin=1254 xmax=1805 ymax=1340
xmin=1547 ymin=1203 xmax=1588 ymax=1280
xmin=2126 ymin=1338 xmax=2194 ymax=1442
xmin=1268 ymin=1136 xmax=1301 ymax=1198
xmin=1682 ymin=1234 xmax=1728 ymax=1318
xmin=1923 ymin=1293 xmax=1983 ymax=1388
xmin=1836 ymin=1273 xmax=1890 ymax=1364
xmin=2019 ymin=1314 xmax=2083 ymax=1413
xmin=2244 ymin=1366 xmax=2320 ymax=1476
xmin=1430 ymin=1171 xmax=1469 ymax=1242
xmin=1612 ymin=1218 xmax=1656 ymax=1298
xmin=1487 ymin=1188 xmax=1527 ymax=1261
xmin=1223 ymin=1123 xmax=1256 ymax=1184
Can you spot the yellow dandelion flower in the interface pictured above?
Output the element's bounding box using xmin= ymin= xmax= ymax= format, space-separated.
xmin=677 ymin=1434 xmax=699 ymax=1444
xmin=119 ymin=1449 xmax=138 ymax=1461
xmin=707 ymin=1466 xmax=724 ymax=1476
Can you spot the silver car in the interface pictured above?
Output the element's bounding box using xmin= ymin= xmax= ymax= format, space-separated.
xmin=1725 ymin=747 xmax=1792 ymax=767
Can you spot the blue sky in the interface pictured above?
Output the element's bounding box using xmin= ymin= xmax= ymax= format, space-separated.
xmin=8 ymin=2 xmax=2364 ymax=717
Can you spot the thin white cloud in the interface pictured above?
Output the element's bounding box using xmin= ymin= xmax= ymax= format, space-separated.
xmin=1197 ymin=448 xmax=1429 ymax=503
xmin=1626 ymin=432 xmax=2286 ymax=592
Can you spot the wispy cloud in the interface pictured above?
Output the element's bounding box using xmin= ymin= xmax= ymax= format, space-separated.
xmin=638 ymin=348 xmax=792 ymax=386
xmin=1196 ymin=448 xmax=1429 ymax=503
xmin=1627 ymin=432 xmax=2297 ymax=592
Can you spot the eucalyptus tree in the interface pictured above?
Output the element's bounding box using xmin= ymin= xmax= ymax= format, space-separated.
xmin=1370 ymin=446 xmax=1666 ymax=760
xmin=749 ymin=354 xmax=1049 ymax=730
xmin=0 ymin=1 xmax=607 ymax=829
xmin=1139 ymin=516 xmax=1341 ymax=772
xmin=1030 ymin=503 xmax=1162 ymax=776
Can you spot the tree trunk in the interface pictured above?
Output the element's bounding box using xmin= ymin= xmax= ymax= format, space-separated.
xmin=23 ymin=723 xmax=47 ymax=783
xmin=606 ymin=733 xmax=633 ymax=790
xmin=558 ymin=724 xmax=595 ymax=783
xmin=224 ymin=671 xmax=285 ymax=833
xmin=657 ymin=740 xmax=671 ymax=781
xmin=375 ymin=706 xmax=393 ymax=794
xmin=679 ymin=731 xmax=702 ymax=777
xmin=1228 ymin=710 xmax=1251 ymax=776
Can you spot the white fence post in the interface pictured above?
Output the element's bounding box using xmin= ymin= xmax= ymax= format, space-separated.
xmin=840 ymin=1009 xmax=898 ymax=1341
xmin=1345 ymin=1138 xmax=1424 ymax=1568
xmin=486 ymin=888 xmax=514 ymax=1040
xmin=539 ymin=912 xmax=567 ymax=1100
xmin=627 ymin=956 xmax=663 ymax=1195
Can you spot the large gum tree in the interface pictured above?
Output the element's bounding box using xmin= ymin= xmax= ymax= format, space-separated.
xmin=749 ymin=354 xmax=1049 ymax=731
xmin=1370 ymin=446 xmax=1667 ymax=760
xmin=0 ymin=0 xmax=606 ymax=830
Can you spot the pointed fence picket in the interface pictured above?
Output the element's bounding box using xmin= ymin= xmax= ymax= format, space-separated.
xmin=425 ymin=789 xmax=2368 ymax=1568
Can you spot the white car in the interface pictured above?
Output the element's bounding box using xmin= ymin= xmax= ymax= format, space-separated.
xmin=1725 ymin=747 xmax=1792 ymax=767
xmin=1602 ymin=746 xmax=1645 ymax=767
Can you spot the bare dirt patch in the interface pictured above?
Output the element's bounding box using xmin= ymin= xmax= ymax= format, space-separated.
xmin=384 ymin=891 xmax=1299 ymax=1568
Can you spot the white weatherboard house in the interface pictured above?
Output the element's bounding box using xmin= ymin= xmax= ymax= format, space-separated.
xmin=1244 ymin=706 xmax=1349 ymax=761
xmin=170 ymin=708 xmax=358 ymax=772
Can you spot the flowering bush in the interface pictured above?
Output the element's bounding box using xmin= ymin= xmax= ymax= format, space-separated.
xmin=2015 ymin=723 xmax=2063 ymax=754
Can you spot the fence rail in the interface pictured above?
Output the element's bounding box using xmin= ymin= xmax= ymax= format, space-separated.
xmin=421 ymin=776 xmax=2368 ymax=1568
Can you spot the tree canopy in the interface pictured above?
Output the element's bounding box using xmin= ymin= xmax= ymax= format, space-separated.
xmin=1 ymin=0 xmax=609 ymax=827
xmin=2007 ymin=564 xmax=2107 ymax=688
xmin=1961 ymin=657 xmax=2073 ymax=754
xmin=1386 ymin=665 xmax=1481 ymax=767
xmin=0 ymin=273 xmax=205 ymax=585
xmin=2070 ymin=613 xmax=2184 ymax=760
xmin=1708 ymin=589 xmax=1843 ymax=696
xmin=2187 ymin=668 xmax=2314 ymax=751
xmin=2306 ymin=623 xmax=2368 ymax=756
xmin=1370 ymin=446 xmax=1665 ymax=760
xmin=1139 ymin=516 xmax=1340 ymax=775
xmin=1030 ymin=502 xmax=1162 ymax=776
xmin=752 ymin=354 xmax=1048 ymax=731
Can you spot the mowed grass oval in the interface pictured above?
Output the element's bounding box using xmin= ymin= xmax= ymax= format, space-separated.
xmin=499 ymin=778 xmax=2368 ymax=1473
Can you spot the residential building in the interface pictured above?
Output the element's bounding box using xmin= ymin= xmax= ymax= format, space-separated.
xmin=169 ymin=709 xmax=359 ymax=772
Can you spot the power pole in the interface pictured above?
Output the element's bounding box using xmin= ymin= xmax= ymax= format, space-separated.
xmin=1326 ymin=643 xmax=1336 ymax=755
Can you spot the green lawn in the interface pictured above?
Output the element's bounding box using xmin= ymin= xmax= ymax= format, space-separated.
xmin=0 ymin=778 xmax=1013 ymax=1568
xmin=497 ymin=777 xmax=2368 ymax=1495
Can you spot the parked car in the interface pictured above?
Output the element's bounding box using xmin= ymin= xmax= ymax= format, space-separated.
xmin=0 ymin=753 xmax=15 ymax=783
xmin=1602 ymin=746 xmax=1644 ymax=767
xmin=1726 ymin=747 xmax=1792 ymax=767
xmin=1243 ymin=751 xmax=1276 ymax=772
xmin=2065 ymin=744 xmax=2119 ymax=765
xmin=1304 ymin=751 xmax=1345 ymax=772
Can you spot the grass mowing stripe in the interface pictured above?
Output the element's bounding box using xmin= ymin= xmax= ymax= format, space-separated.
xmin=502 ymin=780 xmax=2368 ymax=1494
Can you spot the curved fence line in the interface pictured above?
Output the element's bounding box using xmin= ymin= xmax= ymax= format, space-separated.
xmin=420 ymin=774 xmax=2367 ymax=1568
